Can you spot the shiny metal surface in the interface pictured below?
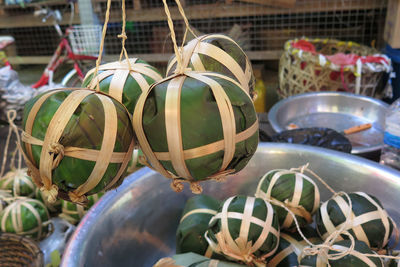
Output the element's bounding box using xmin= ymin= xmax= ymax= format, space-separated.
xmin=268 ymin=92 xmax=388 ymax=154
xmin=61 ymin=143 xmax=400 ymax=267
xmin=40 ymin=218 xmax=76 ymax=266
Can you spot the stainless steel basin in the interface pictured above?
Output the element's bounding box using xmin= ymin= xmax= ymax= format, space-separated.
xmin=61 ymin=143 xmax=400 ymax=267
xmin=268 ymin=92 xmax=388 ymax=155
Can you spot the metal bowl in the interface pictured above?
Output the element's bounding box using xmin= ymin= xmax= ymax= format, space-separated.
xmin=268 ymin=92 xmax=388 ymax=155
xmin=61 ymin=143 xmax=400 ymax=267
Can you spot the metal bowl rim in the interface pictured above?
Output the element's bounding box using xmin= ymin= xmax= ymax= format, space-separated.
xmin=61 ymin=142 xmax=400 ymax=267
xmin=268 ymin=92 xmax=389 ymax=154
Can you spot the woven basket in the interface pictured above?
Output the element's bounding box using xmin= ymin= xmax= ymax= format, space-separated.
xmin=278 ymin=38 xmax=391 ymax=98
xmin=0 ymin=232 xmax=43 ymax=267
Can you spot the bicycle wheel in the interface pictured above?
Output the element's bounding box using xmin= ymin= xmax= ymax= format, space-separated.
xmin=61 ymin=68 xmax=82 ymax=87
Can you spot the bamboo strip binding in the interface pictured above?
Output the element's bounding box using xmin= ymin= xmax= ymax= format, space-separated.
xmin=132 ymin=0 xmax=258 ymax=194
xmin=21 ymin=89 xmax=134 ymax=204
xmin=166 ymin=34 xmax=254 ymax=97
xmin=0 ymin=198 xmax=51 ymax=240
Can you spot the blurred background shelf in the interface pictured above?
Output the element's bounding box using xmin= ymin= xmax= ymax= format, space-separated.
xmin=0 ymin=0 xmax=388 ymax=64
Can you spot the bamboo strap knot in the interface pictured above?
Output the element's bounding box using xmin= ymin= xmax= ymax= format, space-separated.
xmin=68 ymin=191 xmax=87 ymax=205
xmin=40 ymin=184 xmax=59 ymax=204
xmin=171 ymin=179 xmax=184 ymax=193
xmin=214 ymin=233 xmax=265 ymax=267
xmin=49 ymin=142 xmax=65 ymax=169
xmin=208 ymin=169 xmax=235 ymax=182
xmin=189 ymin=181 xmax=202 ymax=194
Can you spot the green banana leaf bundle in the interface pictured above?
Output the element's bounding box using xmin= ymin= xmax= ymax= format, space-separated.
xmin=83 ymin=58 xmax=163 ymax=113
xmin=0 ymin=189 xmax=12 ymax=213
xmin=299 ymin=240 xmax=383 ymax=267
xmin=205 ymin=195 xmax=280 ymax=266
xmin=0 ymin=198 xmax=51 ymax=240
xmin=255 ymin=169 xmax=320 ymax=230
xmin=35 ymin=187 xmax=61 ymax=214
xmin=153 ymin=252 xmax=245 ymax=267
xmin=0 ymin=168 xmax=36 ymax=198
xmin=266 ymin=226 xmax=322 ymax=267
xmin=133 ymin=71 xmax=258 ymax=190
xmin=166 ymin=34 xmax=255 ymax=98
xmin=21 ymin=88 xmax=135 ymax=204
xmin=315 ymin=192 xmax=395 ymax=250
xmin=176 ymin=195 xmax=222 ymax=258
xmin=60 ymin=192 xmax=103 ymax=225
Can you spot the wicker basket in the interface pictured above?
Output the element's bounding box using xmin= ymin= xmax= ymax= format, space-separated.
xmin=278 ymin=38 xmax=391 ymax=98
xmin=67 ymin=25 xmax=102 ymax=56
xmin=0 ymin=232 xmax=43 ymax=267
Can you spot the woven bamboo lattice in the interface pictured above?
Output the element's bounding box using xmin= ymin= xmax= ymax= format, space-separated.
xmin=278 ymin=38 xmax=391 ymax=98
xmin=0 ymin=232 xmax=43 ymax=267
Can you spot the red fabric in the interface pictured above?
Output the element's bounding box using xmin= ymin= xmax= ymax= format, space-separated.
xmin=326 ymin=53 xmax=358 ymax=66
xmin=327 ymin=53 xmax=389 ymax=66
xmin=291 ymin=39 xmax=389 ymax=66
xmin=291 ymin=40 xmax=316 ymax=53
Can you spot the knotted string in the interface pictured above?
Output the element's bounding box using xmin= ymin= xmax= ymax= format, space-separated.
xmin=0 ymin=110 xmax=22 ymax=178
xmin=169 ymin=168 xmax=235 ymax=194
xmin=118 ymin=0 xmax=133 ymax=71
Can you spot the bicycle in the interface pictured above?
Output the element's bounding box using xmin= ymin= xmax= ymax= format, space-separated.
xmin=0 ymin=3 xmax=101 ymax=121
xmin=18 ymin=4 xmax=100 ymax=86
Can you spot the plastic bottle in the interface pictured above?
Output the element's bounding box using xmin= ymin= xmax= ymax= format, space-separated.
xmin=380 ymin=97 xmax=400 ymax=170
xmin=253 ymin=69 xmax=266 ymax=113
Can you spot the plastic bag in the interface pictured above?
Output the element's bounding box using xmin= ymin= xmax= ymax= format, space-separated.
xmin=0 ymin=66 xmax=63 ymax=120
xmin=272 ymin=127 xmax=352 ymax=153
xmin=0 ymin=66 xmax=35 ymax=119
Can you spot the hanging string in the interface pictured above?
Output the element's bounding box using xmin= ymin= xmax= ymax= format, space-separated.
xmin=162 ymin=0 xmax=182 ymax=73
xmin=174 ymin=0 xmax=197 ymax=47
xmin=92 ymin=0 xmax=112 ymax=92
xmin=0 ymin=110 xmax=22 ymax=178
xmin=118 ymin=0 xmax=133 ymax=71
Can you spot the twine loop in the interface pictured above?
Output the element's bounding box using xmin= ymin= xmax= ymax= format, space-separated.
xmin=40 ymin=184 xmax=59 ymax=204
xmin=300 ymin=231 xmax=356 ymax=264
